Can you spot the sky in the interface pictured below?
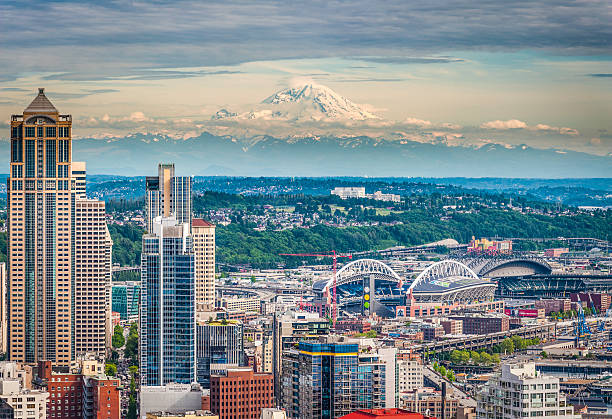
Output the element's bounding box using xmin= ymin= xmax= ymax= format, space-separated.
xmin=1 ymin=0 xmax=611 ymax=155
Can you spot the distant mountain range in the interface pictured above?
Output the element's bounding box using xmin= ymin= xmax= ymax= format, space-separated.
xmin=0 ymin=132 xmax=603 ymax=177
xmin=0 ymin=83 xmax=609 ymax=178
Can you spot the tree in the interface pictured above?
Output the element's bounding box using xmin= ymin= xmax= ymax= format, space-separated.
xmin=127 ymin=394 xmax=137 ymax=419
xmin=480 ymin=352 xmax=492 ymax=364
xmin=492 ymin=354 xmax=501 ymax=364
xmin=446 ymin=370 xmax=455 ymax=382
xmin=105 ymin=363 xmax=117 ymax=376
xmin=501 ymin=338 xmax=515 ymax=354
xmin=439 ymin=366 xmax=447 ymax=376
xmin=459 ymin=350 xmax=470 ymax=364
xmin=129 ymin=365 xmax=139 ymax=376
xmin=470 ymin=351 xmax=480 ymax=364
xmin=111 ymin=326 xmax=125 ymax=348
xmin=450 ymin=350 xmax=461 ymax=364
xmin=540 ymin=351 xmax=548 ymax=359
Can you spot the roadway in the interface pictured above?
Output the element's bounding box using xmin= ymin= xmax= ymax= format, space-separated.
xmin=423 ymin=366 xmax=477 ymax=408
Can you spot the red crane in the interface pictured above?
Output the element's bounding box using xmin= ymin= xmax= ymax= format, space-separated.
xmin=280 ymin=251 xmax=352 ymax=328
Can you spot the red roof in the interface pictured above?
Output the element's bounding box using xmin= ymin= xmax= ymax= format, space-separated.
xmin=341 ymin=409 xmax=435 ymax=419
xmin=192 ymin=218 xmax=215 ymax=227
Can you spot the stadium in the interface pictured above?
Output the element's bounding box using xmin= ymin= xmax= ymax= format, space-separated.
xmin=312 ymin=259 xmax=497 ymax=318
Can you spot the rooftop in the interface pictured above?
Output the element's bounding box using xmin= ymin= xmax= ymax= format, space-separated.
xmin=193 ymin=219 xmax=215 ymax=227
xmin=341 ymin=409 xmax=435 ymax=419
xmin=24 ymin=88 xmax=58 ymax=114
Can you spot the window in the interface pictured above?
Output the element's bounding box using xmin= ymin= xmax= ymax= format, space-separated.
xmin=25 ymin=126 xmax=35 ymax=137
xmin=37 ymin=126 xmax=43 ymax=137
xmin=46 ymin=126 xmax=57 ymax=137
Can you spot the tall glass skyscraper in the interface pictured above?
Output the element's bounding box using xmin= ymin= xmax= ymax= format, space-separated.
xmin=140 ymin=216 xmax=196 ymax=386
xmin=145 ymin=164 xmax=192 ymax=232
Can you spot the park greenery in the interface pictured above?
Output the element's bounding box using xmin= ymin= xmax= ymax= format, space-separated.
xmin=111 ymin=325 xmax=125 ymax=349
xmin=125 ymin=323 xmax=138 ymax=366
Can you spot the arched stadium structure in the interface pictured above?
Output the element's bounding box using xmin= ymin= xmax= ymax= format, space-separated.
xmin=408 ymin=260 xmax=497 ymax=304
xmin=312 ymin=258 xmax=497 ymax=318
xmin=312 ymin=259 xmax=406 ymax=318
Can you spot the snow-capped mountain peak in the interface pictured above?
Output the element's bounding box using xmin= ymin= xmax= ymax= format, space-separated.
xmin=212 ymin=82 xmax=380 ymax=122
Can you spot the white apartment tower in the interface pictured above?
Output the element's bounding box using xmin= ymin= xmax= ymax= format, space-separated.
xmin=477 ymin=363 xmax=580 ymax=419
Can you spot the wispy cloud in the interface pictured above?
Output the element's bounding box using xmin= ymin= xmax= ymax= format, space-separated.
xmin=588 ymin=73 xmax=612 ymax=78
xmin=0 ymin=0 xmax=610 ymax=82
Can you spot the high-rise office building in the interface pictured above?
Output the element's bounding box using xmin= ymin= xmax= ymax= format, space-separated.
xmin=7 ymin=89 xmax=112 ymax=365
xmin=8 ymin=88 xmax=73 ymax=364
xmin=192 ymin=219 xmax=215 ymax=309
xmin=145 ymin=164 xmax=191 ymax=232
xmin=0 ymin=263 xmax=6 ymax=355
xmin=74 ymin=199 xmax=113 ymax=358
xmin=196 ymin=320 xmax=244 ymax=387
xmin=111 ymin=281 xmax=140 ymax=323
xmin=140 ymin=217 xmax=196 ymax=386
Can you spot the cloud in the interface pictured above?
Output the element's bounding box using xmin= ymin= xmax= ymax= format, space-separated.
xmin=0 ymin=0 xmax=610 ymax=81
xmin=481 ymin=120 xmax=580 ymax=135
xmin=588 ymin=73 xmax=612 ymax=78
xmin=404 ymin=117 xmax=432 ymax=127
xmin=0 ymin=87 xmax=29 ymax=92
xmin=355 ymin=56 xmax=464 ymax=65
xmin=42 ymin=69 xmax=241 ymax=82
xmin=480 ymin=119 xmax=528 ymax=129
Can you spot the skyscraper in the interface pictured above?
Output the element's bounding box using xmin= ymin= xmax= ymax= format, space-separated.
xmin=8 ymin=89 xmax=75 ymax=364
xmin=145 ymin=164 xmax=192 ymax=232
xmin=7 ymin=89 xmax=112 ymax=365
xmin=0 ymin=263 xmax=6 ymax=355
xmin=140 ymin=216 xmax=196 ymax=386
xmin=192 ymin=219 xmax=215 ymax=309
xmin=74 ymin=199 xmax=113 ymax=358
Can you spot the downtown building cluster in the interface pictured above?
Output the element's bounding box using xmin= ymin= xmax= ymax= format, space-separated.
xmin=3 ymin=90 xmax=595 ymax=419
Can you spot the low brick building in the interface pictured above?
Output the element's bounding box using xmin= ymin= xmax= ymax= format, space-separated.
xmin=209 ymin=367 xmax=273 ymax=419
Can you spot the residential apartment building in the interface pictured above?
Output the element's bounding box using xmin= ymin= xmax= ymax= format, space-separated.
xmin=192 ymin=219 xmax=216 ymax=309
xmin=74 ymin=199 xmax=113 ymax=358
xmin=209 ymin=367 xmax=273 ymax=419
xmin=282 ymin=338 xmax=395 ymax=419
xmin=0 ymin=379 xmax=47 ymax=419
xmin=400 ymin=388 xmax=458 ymax=418
xmin=145 ymin=164 xmax=192 ymax=232
xmin=271 ymin=312 xmax=329 ymax=403
xmin=476 ymin=363 xmax=579 ymax=419
xmin=36 ymin=357 xmax=120 ymax=419
xmin=449 ymin=314 xmax=509 ymax=335
xmin=397 ymin=359 xmax=423 ymax=393
xmin=196 ymin=320 xmax=244 ymax=388
xmin=140 ymin=217 xmax=196 ymax=386
xmin=7 ymin=89 xmax=112 ymax=365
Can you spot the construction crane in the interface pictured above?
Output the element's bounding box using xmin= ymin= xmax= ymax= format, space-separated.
xmin=280 ymin=251 xmax=352 ymax=328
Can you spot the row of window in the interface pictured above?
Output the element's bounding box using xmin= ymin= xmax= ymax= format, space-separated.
xmin=13 ymin=126 xmax=70 ymax=138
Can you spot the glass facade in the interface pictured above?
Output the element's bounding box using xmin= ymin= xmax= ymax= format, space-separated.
xmin=140 ymin=219 xmax=195 ymax=386
xmin=196 ymin=321 xmax=245 ymax=387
